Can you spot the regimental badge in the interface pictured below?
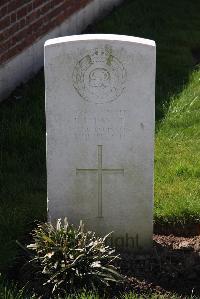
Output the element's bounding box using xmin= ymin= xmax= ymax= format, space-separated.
xmin=72 ymin=47 xmax=127 ymax=104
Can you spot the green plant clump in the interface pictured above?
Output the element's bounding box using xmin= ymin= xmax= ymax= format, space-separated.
xmin=25 ymin=219 xmax=122 ymax=298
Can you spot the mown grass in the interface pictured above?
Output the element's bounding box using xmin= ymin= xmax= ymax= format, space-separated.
xmin=0 ymin=279 xmax=197 ymax=299
xmin=0 ymin=74 xmax=46 ymax=270
xmin=0 ymin=0 xmax=199 ymax=294
xmin=155 ymin=69 xmax=200 ymax=224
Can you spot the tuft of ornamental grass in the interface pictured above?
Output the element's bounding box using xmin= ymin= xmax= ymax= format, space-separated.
xmin=22 ymin=219 xmax=123 ymax=298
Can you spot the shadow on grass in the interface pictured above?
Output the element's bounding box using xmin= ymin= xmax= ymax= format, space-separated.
xmin=0 ymin=70 xmax=46 ymax=272
xmin=85 ymin=0 xmax=200 ymax=121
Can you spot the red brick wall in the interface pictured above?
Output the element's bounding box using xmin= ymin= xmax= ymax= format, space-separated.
xmin=0 ymin=0 xmax=92 ymax=64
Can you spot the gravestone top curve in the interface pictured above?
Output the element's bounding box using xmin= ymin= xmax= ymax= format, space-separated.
xmin=44 ymin=34 xmax=155 ymax=47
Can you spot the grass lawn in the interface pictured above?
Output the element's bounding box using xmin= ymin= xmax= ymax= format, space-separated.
xmin=155 ymin=70 xmax=200 ymax=224
xmin=0 ymin=74 xmax=46 ymax=270
xmin=0 ymin=279 xmax=198 ymax=299
xmin=0 ymin=0 xmax=200 ymax=296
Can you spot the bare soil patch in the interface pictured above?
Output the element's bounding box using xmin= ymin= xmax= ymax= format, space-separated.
xmin=154 ymin=223 xmax=200 ymax=237
xmin=119 ymin=234 xmax=200 ymax=297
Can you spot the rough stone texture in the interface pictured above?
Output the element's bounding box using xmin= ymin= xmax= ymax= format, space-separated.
xmin=45 ymin=34 xmax=156 ymax=251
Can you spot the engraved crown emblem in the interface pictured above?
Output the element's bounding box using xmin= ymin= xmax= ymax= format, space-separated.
xmin=72 ymin=47 xmax=127 ymax=104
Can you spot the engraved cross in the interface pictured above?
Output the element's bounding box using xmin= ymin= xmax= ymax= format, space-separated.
xmin=76 ymin=145 xmax=124 ymax=218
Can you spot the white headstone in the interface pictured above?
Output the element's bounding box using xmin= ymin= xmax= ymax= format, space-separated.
xmin=45 ymin=34 xmax=156 ymax=251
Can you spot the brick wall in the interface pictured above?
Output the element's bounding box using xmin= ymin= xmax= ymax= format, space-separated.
xmin=0 ymin=0 xmax=92 ymax=64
